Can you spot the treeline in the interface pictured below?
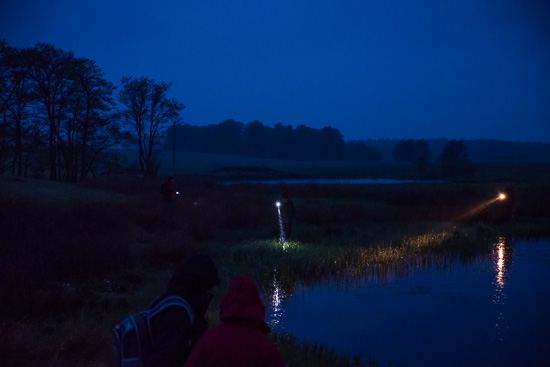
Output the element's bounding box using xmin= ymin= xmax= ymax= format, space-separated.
xmin=389 ymin=138 xmax=475 ymax=177
xmin=167 ymin=120 xmax=382 ymax=161
xmin=0 ymin=41 xmax=124 ymax=181
xmin=0 ymin=41 xmax=184 ymax=180
xmin=366 ymin=138 xmax=550 ymax=162
xmin=167 ymin=122 xmax=480 ymax=177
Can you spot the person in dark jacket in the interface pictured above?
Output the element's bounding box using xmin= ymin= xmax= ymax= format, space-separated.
xmin=279 ymin=192 xmax=295 ymax=239
xmin=146 ymin=253 xmax=219 ymax=367
xmin=184 ymin=275 xmax=286 ymax=367
xmin=162 ymin=176 xmax=177 ymax=201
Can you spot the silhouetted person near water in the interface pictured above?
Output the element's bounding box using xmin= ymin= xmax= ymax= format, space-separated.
xmin=279 ymin=192 xmax=295 ymax=239
xmin=146 ymin=253 xmax=219 ymax=366
xmin=161 ymin=176 xmax=176 ymax=201
xmin=184 ymin=275 xmax=286 ymax=367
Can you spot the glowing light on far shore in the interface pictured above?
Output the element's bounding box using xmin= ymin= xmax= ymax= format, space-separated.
xmin=499 ymin=193 xmax=506 ymax=200
xmin=276 ymin=201 xmax=281 ymax=207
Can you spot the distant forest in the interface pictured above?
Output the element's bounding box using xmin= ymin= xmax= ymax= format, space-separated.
xmin=366 ymin=138 xmax=550 ymax=162
xmin=167 ymin=120 xmax=382 ymax=161
xmin=166 ymin=120 xmax=550 ymax=163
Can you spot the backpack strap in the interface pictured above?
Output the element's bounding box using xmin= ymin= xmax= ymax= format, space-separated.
xmin=145 ymin=296 xmax=195 ymax=346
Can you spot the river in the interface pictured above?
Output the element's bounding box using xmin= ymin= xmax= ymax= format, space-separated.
xmin=266 ymin=238 xmax=550 ymax=367
xmin=224 ymin=178 xmax=440 ymax=184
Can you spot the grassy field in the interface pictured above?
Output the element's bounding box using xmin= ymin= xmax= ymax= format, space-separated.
xmin=1 ymin=162 xmax=550 ymax=366
xmin=153 ymin=150 xmax=550 ymax=183
xmin=153 ymin=150 xmax=416 ymax=179
xmin=106 ymin=147 xmax=550 ymax=183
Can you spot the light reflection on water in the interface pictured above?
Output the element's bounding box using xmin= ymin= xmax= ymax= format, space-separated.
xmin=266 ymin=238 xmax=550 ymax=367
xmin=270 ymin=270 xmax=286 ymax=328
xmin=225 ymin=178 xmax=429 ymax=185
xmin=492 ymin=237 xmax=509 ymax=343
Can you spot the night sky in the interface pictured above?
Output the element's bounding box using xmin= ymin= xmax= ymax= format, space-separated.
xmin=1 ymin=0 xmax=549 ymax=142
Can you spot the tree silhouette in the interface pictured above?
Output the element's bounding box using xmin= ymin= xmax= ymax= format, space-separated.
xmin=346 ymin=140 xmax=382 ymax=161
xmin=392 ymin=139 xmax=430 ymax=163
xmin=28 ymin=43 xmax=72 ymax=180
xmin=437 ymin=139 xmax=475 ymax=177
xmin=393 ymin=139 xmax=431 ymax=174
xmin=1 ymin=42 xmax=122 ymax=180
xmin=119 ymin=76 xmax=184 ymax=178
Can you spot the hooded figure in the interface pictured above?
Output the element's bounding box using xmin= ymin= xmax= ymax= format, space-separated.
xmin=146 ymin=253 xmax=219 ymax=367
xmin=184 ymin=275 xmax=286 ymax=367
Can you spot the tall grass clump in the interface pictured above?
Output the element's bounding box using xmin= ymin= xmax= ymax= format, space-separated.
xmin=200 ymin=222 xmax=496 ymax=300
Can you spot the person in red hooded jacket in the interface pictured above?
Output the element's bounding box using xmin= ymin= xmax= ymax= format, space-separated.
xmin=184 ymin=275 xmax=286 ymax=367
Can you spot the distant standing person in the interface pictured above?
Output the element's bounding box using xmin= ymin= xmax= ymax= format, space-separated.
xmin=184 ymin=275 xmax=286 ymax=367
xmin=280 ymin=192 xmax=295 ymax=239
xmin=162 ymin=176 xmax=176 ymax=201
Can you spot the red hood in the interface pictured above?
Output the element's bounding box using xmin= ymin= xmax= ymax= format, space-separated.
xmin=219 ymin=276 xmax=270 ymax=333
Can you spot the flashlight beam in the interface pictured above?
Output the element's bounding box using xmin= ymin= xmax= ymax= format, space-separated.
xmin=276 ymin=204 xmax=286 ymax=243
xmin=455 ymin=194 xmax=505 ymax=221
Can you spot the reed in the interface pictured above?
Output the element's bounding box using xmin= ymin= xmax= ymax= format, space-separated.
xmin=272 ymin=331 xmax=366 ymax=367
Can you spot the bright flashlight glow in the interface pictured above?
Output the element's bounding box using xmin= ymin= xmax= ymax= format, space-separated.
xmin=499 ymin=193 xmax=506 ymax=200
xmin=176 ymin=191 xmax=179 ymax=195
xmin=276 ymin=202 xmax=285 ymax=243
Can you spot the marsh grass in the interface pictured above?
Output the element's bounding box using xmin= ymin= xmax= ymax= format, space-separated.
xmin=203 ymin=222 xmax=495 ymax=298
xmin=1 ymin=175 xmax=549 ymax=366
xmin=272 ymin=331 xmax=367 ymax=367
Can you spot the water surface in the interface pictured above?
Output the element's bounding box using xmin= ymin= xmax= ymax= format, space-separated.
xmin=225 ymin=178 xmax=435 ymax=185
xmin=267 ymin=238 xmax=550 ymax=367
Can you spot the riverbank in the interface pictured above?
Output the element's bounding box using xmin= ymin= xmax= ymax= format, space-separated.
xmin=268 ymin=238 xmax=550 ymax=367
xmin=1 ymin=176 xmax=549 ymax=366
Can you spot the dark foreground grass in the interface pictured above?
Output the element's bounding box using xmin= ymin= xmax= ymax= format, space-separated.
xmin=272 ymin=331 xmax=366 ymax=367
xmin=1 ymin=176 xmax=549 ymax=366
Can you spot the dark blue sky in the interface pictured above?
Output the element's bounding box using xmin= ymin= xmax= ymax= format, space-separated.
xmin=2 ymin=0 xmax=549 ymax=142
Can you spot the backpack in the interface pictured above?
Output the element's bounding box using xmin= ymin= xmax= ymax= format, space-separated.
xmin=113 ymin=296 xmax=195 ymax=367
